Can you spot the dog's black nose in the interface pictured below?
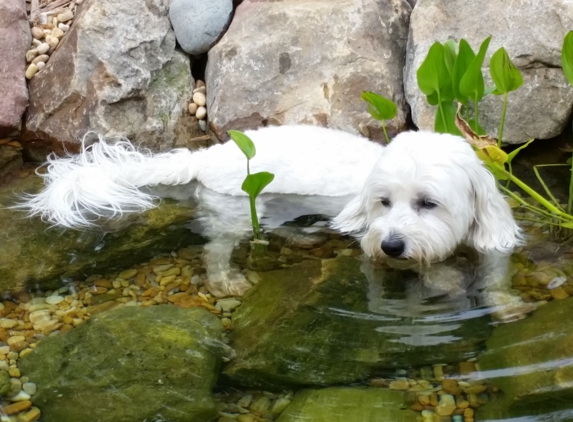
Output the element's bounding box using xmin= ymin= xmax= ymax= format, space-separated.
xmin=381 ymin=238 xmax=405 ymax=257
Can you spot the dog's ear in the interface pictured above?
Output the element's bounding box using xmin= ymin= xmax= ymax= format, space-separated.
xmin=331 ymin=194 xmax=368 ymax=233
xmin=465 ymin=162 xmax=522 ymax=253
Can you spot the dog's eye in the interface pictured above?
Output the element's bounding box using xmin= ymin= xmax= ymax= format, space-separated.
xmin=419 ymin=199 xmax=437 ymax=209
xmin=380 ymin=197 xmax=391 ymax=207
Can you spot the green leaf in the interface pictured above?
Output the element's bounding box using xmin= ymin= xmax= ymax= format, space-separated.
xmin=417 ymin=42 xmax=451 ymax=96
xmin=507 ymin=139 xmax=535 ymax=163
xmin=453 ymin=39 xmax=476 ymax=104
xmin=434 ymin=101 xmax=461 ymax=136
xmin=489 ymin=47 xmax=523 ymax=95
xmin=241 ymin=171 xmax=275 ymax=199
xmin=459 ymin=36 xmax=491 ymax=102
xmin=361 ymin=91 xmax=397 ymax=121
xmin=562 ymin=31 xmax=573 ymax=87
xmin=426 ymin=92 xmax=439 ymax=105
xmin=228 ymin=130 xmax=256 ymax=160
xmin=443 ymin=39 xmax=458 ymax=75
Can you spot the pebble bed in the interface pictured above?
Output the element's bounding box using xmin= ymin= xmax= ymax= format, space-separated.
xmin=0 ymin=223 xmax=569 ymax=421
xmin=25 ymin=0 xmax=80 ymax=80
xmin=188 ymin=80 xmax=208 ymax=131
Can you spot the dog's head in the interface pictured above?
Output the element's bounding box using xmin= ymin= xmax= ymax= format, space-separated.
xmin=331 ymin=131 xmax=521 ymax=263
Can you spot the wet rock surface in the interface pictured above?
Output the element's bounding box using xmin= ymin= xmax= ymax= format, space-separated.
xmin=19 ymin=305 xmax=224 ymax=422
xmin=224 ymin=256 xmax=491 ymax=389
xmin=0 ymin=174 xmax=203 ymax=292
xmin=276 ymin=387 xmax=418 ymax=422
xmin=478 ymin=297 xmax=573 ymax=418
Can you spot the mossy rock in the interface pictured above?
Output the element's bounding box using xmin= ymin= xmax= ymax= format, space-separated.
xmin=224 ymin=256 xmax=491 ymax=388
xmin=0 ymin=370 xmax=10 ymax=396
xmin=276 ymin=387 xmax=418 ymax=422
xmin=479 ymin=297 xmax=573 ymax=419
xmin=19 ymin=305 xmax=224 ymax=422
xmin=0 ymin=175 xmax=203 ymax=292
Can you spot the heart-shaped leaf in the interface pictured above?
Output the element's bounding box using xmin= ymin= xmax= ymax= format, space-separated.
xmin=562 ymin=30 xmax=573 ymax=87
xmin=453 ymin=39 xmax=476 ymax=104
xmin=490 ymin=47 xmax=523 ymax=94
xmin=460 ymin=36 xmax=491 ymax=102
xmin=241 ymin=171 xmax=275 ymax=199
xmin=228 ymin=130 xmax=256 ymax=160
xmin=361 ymin=91 xmax=397 ymax=121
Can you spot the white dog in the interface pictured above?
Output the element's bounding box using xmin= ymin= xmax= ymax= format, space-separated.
xmin=19 ymin=125 xmax=530 ymax=320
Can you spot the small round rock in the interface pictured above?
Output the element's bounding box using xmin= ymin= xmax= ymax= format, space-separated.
xmin=193 ymin=92 xmax=206 ymax=107
xmin=188 ymin=103 xmax=198 ymax=115
xmin=196 ymin=106 xmax=207 ymax=120
xmin=31 ymin=27 xmax=45 ymax=39
xmin=25 ymin=64 xmax=39 ymax=80
xmin=57 ymin=10 xmax=74 ymax=23
xmin=37 ymin=43 xmax=50 ymax=54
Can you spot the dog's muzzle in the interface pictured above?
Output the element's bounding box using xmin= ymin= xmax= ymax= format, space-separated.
xmin=381 ymin=236 xmax=405 ymax=258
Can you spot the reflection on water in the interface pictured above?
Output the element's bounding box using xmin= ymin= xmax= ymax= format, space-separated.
xmin=2 ymin=178 xmax=573 ymax=421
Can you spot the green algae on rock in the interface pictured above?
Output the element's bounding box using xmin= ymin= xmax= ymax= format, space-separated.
xmin=276 ymin=387 xmax=418 ymax=422
xmin=224 ymin=256 xmax=491 ymax=389
xmin=479 ymin=297 xmax=573 ymax=419
xmin=19 ymin=305 xmax=224 ymax=422
xmin=0 ymin=175 xmax=203 ymax=292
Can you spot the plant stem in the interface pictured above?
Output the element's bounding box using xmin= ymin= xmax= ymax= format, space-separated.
xmin=498 ymin=93 xmax=508 ymax=148
xmin=474 ymin=95 xmax=479 ymax=129
xmin=381 ymin=121 xmax=390 ymax=144
xmin=569 ymin=127 xmax=573 ymax=213
xmin=505 ymin=171 xmax=573 ymax=219
xmin=437 ymin=90 xmax=447 ymax=132
xmin=532 ymin=165 xmax=565 ymax=211
xmin=248 ymin=195 xmax=261 ymax=240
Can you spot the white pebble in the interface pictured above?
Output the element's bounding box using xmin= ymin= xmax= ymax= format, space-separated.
xmin=22 ymin=382 xmax=37 ymax=396
xmin=31 ymin=38 xmax=42 ymax=47
xmin=32 ymin=54 xmax=49 ymax=64
xmin=57 ymin=10 xmax=74 ymax=23
xmin=25 ymin=49 xmax=38 ymax=62
xmin=547 ymin=276 xmax=567 ymax=290
xmin=46 ymin=295 xmax=64 ymax=305
xmin=199 ymin=119 xmax=206 ymax=132
xmin=192 ymin=92 xmax=206 ymax=107
xmin=45 ymin=35 xmax=59 ymax=48
xmin=58 ymin=23 xmax=70 ymax=32
xmin=37 ymin=43 xmax=50 ymax=54
xmin=195 ymin=106 xmax=207 ymax=120
xmin=9 ymin=390 xmax=31 ymax=402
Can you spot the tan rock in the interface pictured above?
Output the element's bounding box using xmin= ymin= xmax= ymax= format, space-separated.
xmin=31 ymin=27 xmax=45 ymax=39
xmin=32 ymin=54 xmax=49 ymax=64
xmin=196 ymin=106 xmax=207 ymax=120
xmin=57 ymin=10 xmax=74 ymax=23
xmin=3 ymin=400 xmax=31 ymax=415
xmin=26 ymin=49 xmax=38 ymax=62
xmin=45 ymin=35 xmax=59 ymax=49
xmin=192 ymin=92 xmax=206 ymax=106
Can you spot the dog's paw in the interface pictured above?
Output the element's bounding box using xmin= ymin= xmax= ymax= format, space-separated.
xmin=483 ymin=291 xmax=538 ymax=323
xmin=205 ymin=271 xmax=253 ymax=298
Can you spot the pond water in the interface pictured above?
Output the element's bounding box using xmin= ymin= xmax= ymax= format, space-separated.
xmin=1 ymin=150 xmax=573 ymax=422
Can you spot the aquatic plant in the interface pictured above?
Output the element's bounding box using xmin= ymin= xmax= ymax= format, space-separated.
xmin=367 ymin=32 xmax=573 ymax=233
xmin=228 ymin=130 xmax=275 ymax=245
xmin=361 ymin=91 xmax=397 ymax=143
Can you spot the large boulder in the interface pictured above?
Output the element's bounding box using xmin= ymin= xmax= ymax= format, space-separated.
xmin=478 ymin=297 xmax=573 ymax=419
xmin=224 ymin=256 xmax=492 ymax=389
xmin=276 ymin=387 xmax=418 ymax=422
xmin=24 ymin=0 xmax=205 ymax=155
xmin=206 ymin=0 xmax=411 ymax=142
xmin=19 ymin=305 xmax=224 ymax=422
xmin=0 ymin=174 xmax=203 ymax=292
xmin=404 ymin=0 xmax=573 ymax=144
xmin=169 ymin=0 xmax=233 ymax=56
xmin=0 ymin=0 xmax=31 ymax=136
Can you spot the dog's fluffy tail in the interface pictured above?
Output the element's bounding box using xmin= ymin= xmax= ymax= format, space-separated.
xmin=18 ymin=135 xmax=203 ymax=228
